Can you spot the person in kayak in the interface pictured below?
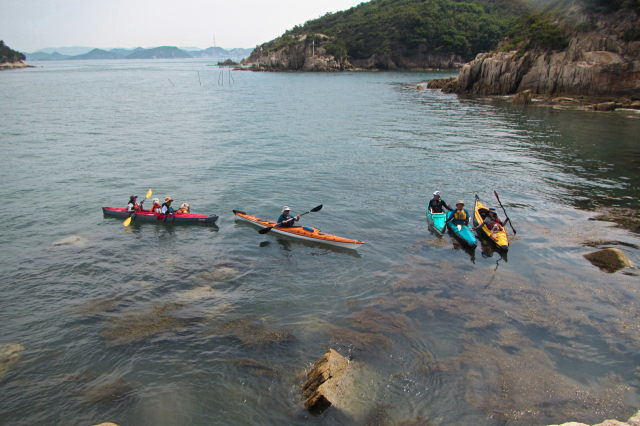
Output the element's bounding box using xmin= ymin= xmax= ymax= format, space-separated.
xmin=126 ymin=195 xmax=141 ymax=212
xmin=161 ymin=197 xmax=175 ymax=215
xmin=428 ymin=191 xmax=453 ymax=213
xmin=176 ymin=202 xmax=190 ymax=214
xmin=150 ymin=198 xmax=162 ymax=213
xmin=277 ymin=206 xmax=300 ymax=228
xmin=449 ymin=200 xmax=470 ymax=226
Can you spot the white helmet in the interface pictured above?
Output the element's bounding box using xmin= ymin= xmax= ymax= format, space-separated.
xmin=180 ymin=202 xmax=189 ymax=209
xmin=152 ymin=198 xmax=160 ymax=204
xmin=433 ymin=191 xmax=441 ymax=196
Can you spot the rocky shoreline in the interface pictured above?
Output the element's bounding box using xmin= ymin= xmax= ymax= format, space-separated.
xmin=421 ymin=78 xmax=640 ymax=114
xmin=0 ymin=61 xmax=33 ymax=70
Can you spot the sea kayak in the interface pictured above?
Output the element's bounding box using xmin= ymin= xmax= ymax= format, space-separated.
xmin=102 ymin=207 xmax=218 ymax=225
xmin=233 ymin=210 xmax=364 ymax=249
xmin=446 ymin=210 xmax=477 ymax=248
xmin=473 ymin=196 xmax=509 ymax=252
xmin=426 ymin=209 xmax=447 ymax=234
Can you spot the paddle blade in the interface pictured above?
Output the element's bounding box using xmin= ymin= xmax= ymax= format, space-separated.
xmin=258 ymin=227 xmax=272 ymax=234
xmin=122 ymin=216 xmax=133 ymax=227
xmin=310 ymin=204 xmax=323 ymax=213
xmin=146 ymin=188 xmax=153 ymax=199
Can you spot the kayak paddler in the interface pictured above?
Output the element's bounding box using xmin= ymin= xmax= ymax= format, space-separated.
xmin=428 ymin=190 xmax=453 ymax=214
xmin=176 ymin=202 xmax=190 ymax=214
xmin=276 ymin=206 xmax=300 ymax=228
xmin=448 ymin=200 xmax=470 ymax=226
xmin=150 ymin=198 xmax=162 ymax=213
xmin=126 ymin=195 xmax=141 ymax=212
xmin=161 ymin=197 xmax=175 ymax=215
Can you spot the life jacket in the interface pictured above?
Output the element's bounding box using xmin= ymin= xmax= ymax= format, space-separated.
xmin=454 ymin=209 xmax=467 ymax=221
xmin=150 ymin=203 xmax=161 ymax=213
xmin=177 ymin=208 xmax=189 ymax=214
xmin=127 ymin=202 xmax=140 ymax=212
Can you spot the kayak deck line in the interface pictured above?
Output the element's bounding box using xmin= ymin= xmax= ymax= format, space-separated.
xmin=102 ymin=207 xmax=218 ymax=225
xmin=233 ymin=210 xmax=364 ymax=249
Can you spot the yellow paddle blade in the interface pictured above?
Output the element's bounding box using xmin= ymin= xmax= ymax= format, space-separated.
xmin=122 ymin=216 xmax=133 ymax=227
xmin=145 ymin=188 xmax=153 ymax=198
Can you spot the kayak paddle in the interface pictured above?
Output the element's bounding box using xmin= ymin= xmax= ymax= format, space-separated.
xmin=123 ymin=188 xmax=152 ymax=227
xmin=258 ymin=204 xmax=323 ymax=234
xmin=493 ymin=190 xmax=517 ymax=235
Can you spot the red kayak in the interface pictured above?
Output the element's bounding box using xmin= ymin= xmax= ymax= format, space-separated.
xmin=102 ymin=207 xmax=218 ymax=225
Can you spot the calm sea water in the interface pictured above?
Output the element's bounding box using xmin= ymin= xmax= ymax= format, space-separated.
xmin=1 ymin=59 xmax=639 ymax=425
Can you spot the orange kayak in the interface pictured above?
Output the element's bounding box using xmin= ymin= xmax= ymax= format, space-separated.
xmin=233 ymin=210 xmax=364 ymax=249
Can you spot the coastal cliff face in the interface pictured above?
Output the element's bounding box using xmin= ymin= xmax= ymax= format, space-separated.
xmin=440 ymin=6 xmax=640 ymax=98
xmin=244 ymin=34 xmax=466 ymax=71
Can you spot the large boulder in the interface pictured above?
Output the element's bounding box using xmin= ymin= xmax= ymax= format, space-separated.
xmin=583 ymin=248 xmax=632 ymax=272
xmin=301 ymin=348 xmax=353 ymax=414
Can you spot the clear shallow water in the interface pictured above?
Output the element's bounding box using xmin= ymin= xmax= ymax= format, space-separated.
xmin=1 ymin=59 xmax=639 ymax=425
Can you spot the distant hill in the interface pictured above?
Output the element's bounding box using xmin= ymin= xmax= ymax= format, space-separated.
xmin=26 ymin=45 xmax=254 ymax=61
xmin=190 ymin=46 xmax=231 ymax=58
xmin=25 ymin=51 xmax=70 ymax=61
xmin=72 ymin=48 xmax=125 ymax=60
xmin=126 ymin=46 xmax=192 ymax=59
xmin=38 ymin=46 xmax=93 ymax=55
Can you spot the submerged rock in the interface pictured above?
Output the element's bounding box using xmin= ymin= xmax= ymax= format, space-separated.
xmin=548 ymin=409 xmax=640 ymax=425
xmin=204 ymin=315 xmax=293 ymax=345
xmin=302 ymin=349 xmax=353 ymax=414
xmin=192 ymin=266 xmax=240 ymax=283
xmin=101 ymin=302 xmax=193 ymax=347
xmin=80 ymin=377 xmax=132 ymax=403
xmin=0 ymin=343 xmax=24 ymax=377
xmin=584 ymin=248 xmax=631 ymax=273
xmin=51 ymin=234 xmax=89 ymax=248
xmin=231 ymin=358 xmax=278 ymax=377
xmin=172 ymin=285 xmax=216 ymax=302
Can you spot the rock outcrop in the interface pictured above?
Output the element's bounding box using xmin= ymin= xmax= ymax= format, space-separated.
xmin=548 ymin=409 xmax=640 ymax=426
xmin=583 ymin=248 xmax=632 ymax=272
xmin=245 ymin=34 xmax=353 ymax=72
xmin=301 ymin=348 xmax=353 ymax=414
xmin=433 ymin=6 xmax=640 ymax=102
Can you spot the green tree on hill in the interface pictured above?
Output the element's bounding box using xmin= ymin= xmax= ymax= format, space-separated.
xmin=0 ymin=41 xmax=26 ymax=63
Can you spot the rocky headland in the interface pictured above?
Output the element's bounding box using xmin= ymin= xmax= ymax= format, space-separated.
xmin=427 ymin=1 xmax=640 ymax=108
xmin=0 ymin=40 xmax=31 ymax=70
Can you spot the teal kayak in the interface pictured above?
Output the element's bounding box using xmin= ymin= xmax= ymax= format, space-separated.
xmin=426 ymin=209 xmax=447 ymax=234
xmin=446 ymin=211 xmax=477 ymax=248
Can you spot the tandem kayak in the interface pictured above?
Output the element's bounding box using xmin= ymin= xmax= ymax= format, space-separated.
xmin=426 ymin=209 xmax=447 ymax=234
xmin=102 ymin=207 xmax=218 ymax=225
xmin=473 ymin=196 xmax=509 ymax=252
xmin=233 ymin=210 xmax=364 ymax=249
xmin=446 ymin=210 xmax=477 ymax=248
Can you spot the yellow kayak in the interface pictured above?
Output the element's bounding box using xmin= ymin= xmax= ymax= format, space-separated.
xmin=473 ymin=196 xmax=509 ymax=251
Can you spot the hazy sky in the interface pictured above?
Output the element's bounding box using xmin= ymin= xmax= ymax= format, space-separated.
xmin=1 ymin=0 xmax=366 ymax=52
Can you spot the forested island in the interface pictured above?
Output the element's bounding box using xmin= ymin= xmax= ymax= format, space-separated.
xmin=0 ymin=40 xmax=30 ymax=70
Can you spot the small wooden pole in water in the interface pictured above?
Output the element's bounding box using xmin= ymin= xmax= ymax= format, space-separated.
xmin=197 ymin=71 xmax=201 ymax=86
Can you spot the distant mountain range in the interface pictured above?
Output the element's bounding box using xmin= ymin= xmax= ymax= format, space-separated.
xmin=26 ymin=45 xmax=253 ymax=61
